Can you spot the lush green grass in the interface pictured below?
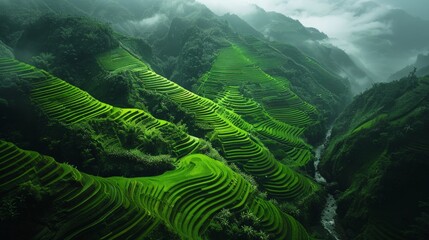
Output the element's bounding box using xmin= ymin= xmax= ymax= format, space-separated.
xmin=0 ymin=140 xmax=159 ymax=239
xmin=0 ymin=140 xmax=310 ymax=239
xmin=96 ymin=48 xmax=319 ymax=201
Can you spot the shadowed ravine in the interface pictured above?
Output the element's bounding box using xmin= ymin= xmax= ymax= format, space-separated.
xmin=314 ymin=128 xmax=340 ymax=240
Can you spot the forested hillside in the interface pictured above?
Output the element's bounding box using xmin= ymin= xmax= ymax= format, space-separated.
xmin=321 ymin=75 xmax=429 ymax=239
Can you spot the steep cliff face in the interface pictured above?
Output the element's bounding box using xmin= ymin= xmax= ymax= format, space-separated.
xmin=320 ymin=75 xmax=429 ymax=239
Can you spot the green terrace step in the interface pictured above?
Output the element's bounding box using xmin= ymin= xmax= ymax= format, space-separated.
xmin=96 ymin=48 xmax=318 ymax=202
xmin=267 ymin=108 xmax=312 ymax=127
xmin=0 ymin=141 xmax=310 ymax=239
xmin=97 ymin=48 xmax=149 ymax=72
xmin=197 ymin=45 xmax=317 ymax=127
xmin=285 ymin=147 xmax=313 ymax=167
xmin=216 ymin=87 xmax=312 ymax=165
xmin=0 ymin=141 xmax=159 ymax=239
xmin=217 ymin=87 xmax=264 ymax=119
xmin=194 ymin=45 xmax=317 ymax=165
xmin=0 ymin=58 xmax=201 ymax=158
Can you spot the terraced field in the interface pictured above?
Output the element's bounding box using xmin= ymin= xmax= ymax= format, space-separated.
xmin=0 ymin=57 xmax=200 ymax=158
xmin=198 ymin=45 xmax=317 ymax=127
xmin=97 ymin=48 xmax=319 ymax=201
xmin=0 ymin=140 xmax=310 ymax=239
xmin=197 ymin=45 xmax=316 ymax=166
xmin=216 ymin=86 xmax=312 ymax=166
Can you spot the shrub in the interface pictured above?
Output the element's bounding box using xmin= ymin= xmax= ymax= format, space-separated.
xmin=206 ymin=208 xmax=271 ymax=240
xmin=103 ymin=147 xmax=175 ymax=177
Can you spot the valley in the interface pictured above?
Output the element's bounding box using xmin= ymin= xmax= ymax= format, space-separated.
xmin=0 ymin=0 xmax=428 ymax=239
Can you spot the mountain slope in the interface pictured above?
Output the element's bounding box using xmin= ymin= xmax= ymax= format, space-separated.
xmin=0 ymin=57 xmax=312 ymax=239
xmin=239 ymin=5 xmax=373 ymax=94
xmin=0 ymin=0 xmax=351 ymax=117
xmin=221 ymin=13 xmax=264 ymax=40
xmin=320 ymin=75 xmax=429 ymax=239
xmin=0 ymin=41 xmax=13 ymax=58
xmin=0 ymin=57 xmax=204 ymax=172
xmin=196 ymin=44 xmax=315 ymax=166
xmin=97 ymin=47 xmax=321 ymax=203
xmin=388 ymin=53 xmax=429 ymax=81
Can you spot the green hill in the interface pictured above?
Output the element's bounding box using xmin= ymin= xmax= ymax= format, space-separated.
xmin=0 ymin=140 xmax=310 ymax=239
xmin=196 ymin=44 xmax=315 ymax=166
xmin=0 ymin=57 xmax=205 ymax=175
xmin=0 ymin=2 xmax=375 ymax=239
xmin=320 ymin=75 xmax=429 ymax=239
xmin=0 ymin=56 xmax=315 ymax=239
xmin=97 ymin=47 xmax=321 ymax=203
xmin=239 ymin=5 xmax=373 ymax=95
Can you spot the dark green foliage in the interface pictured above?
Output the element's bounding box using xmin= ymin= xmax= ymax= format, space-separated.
xmin=161 ymin=19 xmax=230 ymax=89
xmin=332 ymin=76 xmax=420 ymax=136
xmin=206 ymin=208 xmax=270 ymax=240
xmin=0 ymin=14 xmax=25 ymax=47
xmin=0 ymin=181 xmax=52 ymax=240
xmin=30 ymin=52 xmax=55 ymax=72
xmin=404 ymin=201 xmax=429 ymax=240
xmin=90 ymin=71 xmax=132 ymax=107
xmin=103 ymin=148 xmax=175 ymax=177
xmin=0 ymin=74 xmax=41 ymax=148
xmin=321 ymin=76 xmax=429 ymax=239
xmin=171 ymin=27 xmax=222 ymax=89
xmin=0 ymin=71 xmax=175 ymax=178
xmin=18 ymin=15 xmax=117 ymax=59
xmin=144 ymin=224 xmax=181 ymax=240
xmin=15 ymin=15 xmax=118 ymax=85
xmin=37 ymin=120 xmax=176 ymax=178
xmin=135 ymin=88 xmax=204 ymax=135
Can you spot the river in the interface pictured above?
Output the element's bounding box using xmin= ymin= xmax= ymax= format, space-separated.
xmin=313 ymin=128 xmax=340 ymax=240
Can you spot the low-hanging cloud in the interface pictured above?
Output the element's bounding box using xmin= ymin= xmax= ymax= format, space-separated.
xmin=197 ymin=0 xmax=392 ymax=56
xmin=197 ymin=0 xmax=429 ymax=80
xmin=130 ymin=13 xmax=169 ymax=27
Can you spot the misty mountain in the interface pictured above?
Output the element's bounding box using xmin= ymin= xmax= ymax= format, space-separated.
xmin=220 ymin=13 xmax=264 ymax=40
xmin=0 ymin=0 xmax=213 ymax=42
xmin=0 ymin=0 xmax=351 ymax=122
xmin=388 ymin=53 xmax=429 ymax=81
xmin=348 ymin=6 xmax=429 ymax=81
xmin=238 ymin=5 xmax=374 ymax=94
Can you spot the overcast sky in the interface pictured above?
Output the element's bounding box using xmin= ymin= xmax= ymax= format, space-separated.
xmin=196 ymin=0 xmax=428 ymax=41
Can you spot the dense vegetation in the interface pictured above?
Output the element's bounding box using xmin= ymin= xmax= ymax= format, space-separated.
xmin=321 ymin=74 xmax=429 ymax=239
xmin=1 ymin=0 xmax=428 ymax=239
